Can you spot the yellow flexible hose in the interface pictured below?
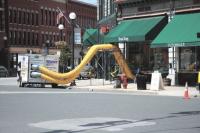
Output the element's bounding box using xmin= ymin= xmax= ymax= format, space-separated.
xmin=39 ymin=44 xmax=134 ymax=84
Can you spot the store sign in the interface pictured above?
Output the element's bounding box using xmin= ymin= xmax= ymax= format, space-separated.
xmin=74 ymin=28 xmax=81 ymax=45
xmin=168 ymin=42 xmax=185 ymax=47
xmin=118 ymin=37 xmax=129 ymax=42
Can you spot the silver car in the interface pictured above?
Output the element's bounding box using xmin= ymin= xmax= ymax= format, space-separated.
xmin=79 ymin=65 xmax=96 ymax=79
xmin=0 ymin=66 xmax=8 ymax=77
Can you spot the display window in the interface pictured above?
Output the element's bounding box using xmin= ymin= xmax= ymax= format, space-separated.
xmin=153 ymin=48 xmax=169 ymax=73
xmin=127 ymin=43 xmax=154 ymax=73
xmin=179 ymin=47 xmax=199 ymax=72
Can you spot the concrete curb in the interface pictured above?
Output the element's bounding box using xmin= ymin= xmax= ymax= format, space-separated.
xmin=74 ymin=82 xmax=200 ymax=97
xmin=0 ymin=78 xmax=200 ymax=97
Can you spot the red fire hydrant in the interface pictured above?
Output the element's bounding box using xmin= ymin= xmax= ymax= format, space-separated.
xmin=121 ymin=73 xmax=128 ymax=89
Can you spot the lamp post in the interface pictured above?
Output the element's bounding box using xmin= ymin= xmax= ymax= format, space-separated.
xmin=58 ymin=24 xmax=64 ymax=41
xmin=69 ymin=12 xmax=76 ymax=86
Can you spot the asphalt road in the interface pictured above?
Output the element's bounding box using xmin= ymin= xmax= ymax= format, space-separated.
xmin=0 ymin=85 xmax=200 ymax=133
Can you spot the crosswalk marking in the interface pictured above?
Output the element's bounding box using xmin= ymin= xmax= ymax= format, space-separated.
xmin=29 ymin=117 xmax=156 ymax=132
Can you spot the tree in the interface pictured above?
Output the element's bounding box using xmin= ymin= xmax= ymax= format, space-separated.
xmin=55 ymin=41 xmax=72 ymax=72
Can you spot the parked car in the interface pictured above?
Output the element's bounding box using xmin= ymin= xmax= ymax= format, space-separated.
xmin=79 ymin=65 xmax=96 ymax=79
xmin=0 ymin=65 xmax=8 ymax=77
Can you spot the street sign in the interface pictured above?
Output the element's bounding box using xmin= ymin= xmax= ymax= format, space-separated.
xmin=74 ymin=28 xmax=81 ymax=44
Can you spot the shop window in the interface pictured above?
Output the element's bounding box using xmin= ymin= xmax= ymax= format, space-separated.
xmin=128 ymin=44 xmax=154 ymax=71
xmin=179 ymin=47 xmax=195 ymax=71
xmin=153 ymin=48 xmax=169 ymax=72
xmin=196 ymin=47 xmax=200 ymax=71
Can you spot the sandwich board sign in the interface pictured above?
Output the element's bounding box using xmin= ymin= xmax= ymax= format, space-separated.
xmin=150 ymin=71 xmax=164 ymax=91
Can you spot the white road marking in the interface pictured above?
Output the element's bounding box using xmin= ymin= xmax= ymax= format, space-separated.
xmin=0 ymin=91 xmax=149 ymax=96
xmin=29 ymin=117 xmax=156 ymax=132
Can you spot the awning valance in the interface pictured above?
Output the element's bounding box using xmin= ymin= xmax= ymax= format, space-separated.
xmin=151 ymin=13 xmax=200 ymax=48
xmin=104 ymin=16 xmax=166 ymax=43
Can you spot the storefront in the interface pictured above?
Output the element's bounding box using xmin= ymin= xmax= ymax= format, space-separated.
xmin=104 ymin=15 xmax=168 ymax=80
xmin=151 ymin=12 xmax=200 ymax=86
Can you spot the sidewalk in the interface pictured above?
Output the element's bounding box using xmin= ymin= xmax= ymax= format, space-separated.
xmin=75 ymin=79 xmax=200 ymax=97
xmin=0 ymin=77 xmax=199 ymax=97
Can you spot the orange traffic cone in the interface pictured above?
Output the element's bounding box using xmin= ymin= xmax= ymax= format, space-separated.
xmin=183 ymin=82 xmax=190 ymax=99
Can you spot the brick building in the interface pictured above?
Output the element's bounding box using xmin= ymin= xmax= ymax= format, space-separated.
xmin=0 ymin=0 xmax=96 ymax=75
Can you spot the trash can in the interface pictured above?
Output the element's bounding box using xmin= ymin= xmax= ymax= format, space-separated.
xmin=163 ymin=78 xmax=171 ymax=86
xmin=136 ymin=74 xmax=146 ymax=90
xmin=114 ymin=76 xmax=121 ymax=88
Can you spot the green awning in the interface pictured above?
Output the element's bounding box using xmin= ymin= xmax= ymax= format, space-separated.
xmin=83 ymin=29 xmax=98 ymax=46
xmin=151 ymin=13 xmax=200 ymax=48
xmin=104 ymin=16 xmax=166 ymax=43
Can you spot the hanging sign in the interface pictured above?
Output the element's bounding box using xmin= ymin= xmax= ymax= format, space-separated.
xmin=74 ymin=28 xmax=81 ymax=45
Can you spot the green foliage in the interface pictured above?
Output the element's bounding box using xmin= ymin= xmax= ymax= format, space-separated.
xmin=59 ymin=44 xmax=71 ymax=67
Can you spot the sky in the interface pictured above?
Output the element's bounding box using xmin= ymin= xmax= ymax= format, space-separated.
xmin=78 ymin=0 xmax=97 ymax=5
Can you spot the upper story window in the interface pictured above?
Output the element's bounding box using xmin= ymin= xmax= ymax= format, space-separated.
xmin=9 ymin=7 xmax=38 ymax=26
xmin=41 ymin=8 xmax=43 ymax=25
xmin=18 ymin=10 xmax=22 ymax=24
xmin=13 ymin=9 xmax=17 ymax=23
xmin=36 ymin=12 xmax=39 ymax=26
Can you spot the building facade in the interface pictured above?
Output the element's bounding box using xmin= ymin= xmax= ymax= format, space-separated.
xmin=0 ymin=0 xmax=96 ymax=75
xmin=98 ymin=0 xmax=200 ymax=85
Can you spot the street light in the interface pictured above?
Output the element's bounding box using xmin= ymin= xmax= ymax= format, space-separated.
xmin=58 ymin=24 xmax=64 ymax=41
xmin=69 ymin=12 xmax=76 ymax=86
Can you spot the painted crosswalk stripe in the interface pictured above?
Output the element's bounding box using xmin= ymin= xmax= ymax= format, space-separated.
xmin=29 ymin=117 xmax=156 ymax=132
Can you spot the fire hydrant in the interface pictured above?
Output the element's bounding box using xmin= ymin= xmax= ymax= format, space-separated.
xmin=121 ymin=74 xmax=128 ymax=89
